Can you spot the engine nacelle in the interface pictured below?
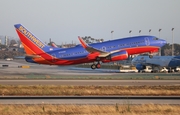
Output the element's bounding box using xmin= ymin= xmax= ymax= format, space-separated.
xmin=102 ymin=50 xmax=128 ymax=63
xmin=135 ymin=64 xmax=146 ymax=70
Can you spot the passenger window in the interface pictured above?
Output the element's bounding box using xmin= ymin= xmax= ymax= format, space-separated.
xmin=153 ymin=38 xmax=159 ymax=40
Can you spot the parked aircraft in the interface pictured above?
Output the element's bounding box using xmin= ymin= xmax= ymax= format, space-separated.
xmin=14 ymin=24 xmax=166 ymax=69
xmin=132 ymin=55 xmax=180 ymax=72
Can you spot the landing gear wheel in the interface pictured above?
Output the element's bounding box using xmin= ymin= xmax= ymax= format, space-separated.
xmin=91 ymin=64 xmax=96 ymax=69
xmin=96 ymin=63 xmax=101 ymax=69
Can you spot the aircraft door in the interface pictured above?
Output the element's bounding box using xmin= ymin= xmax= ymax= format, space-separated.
xmin=144 ymin=37 xmax=150 ymax=46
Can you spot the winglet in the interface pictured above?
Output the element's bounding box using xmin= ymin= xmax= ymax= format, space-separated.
xmin=78 ymin=36 xmax=88 ymax=48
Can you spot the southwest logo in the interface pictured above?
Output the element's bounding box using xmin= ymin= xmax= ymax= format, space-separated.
xmin=18 ymin=26 xmax=45 ymax=49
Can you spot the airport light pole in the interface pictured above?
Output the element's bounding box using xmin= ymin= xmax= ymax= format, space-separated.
xmin=159 ymin=29 xmax=162 ymax=38
xmin=149 ymin=29 xmax=151 ymax=35
xmin=139 ymin=30 xmax=141 ymax=35
xmin=172 ymin=28 xmax=174 ymax=56
xmin=159 ymin=29 xmax=162 ymax=56
xmin=129 ymin=30 xmax=132 ymax=37
xmin=111 ymin=31 xmax=114 ymax=40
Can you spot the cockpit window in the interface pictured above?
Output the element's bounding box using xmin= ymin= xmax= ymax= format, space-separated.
xmin=153 ymin=38 xmax=159 ymax=40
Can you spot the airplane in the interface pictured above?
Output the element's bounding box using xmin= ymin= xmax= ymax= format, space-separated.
xmin=132 ymin=55 xmax=180 ymax=73
xmin=14 ymin=24 xmax=167 ymax=69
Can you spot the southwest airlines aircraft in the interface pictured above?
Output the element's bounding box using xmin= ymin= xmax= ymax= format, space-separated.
xmin=14 ymin=24 xmax=166 ymax=69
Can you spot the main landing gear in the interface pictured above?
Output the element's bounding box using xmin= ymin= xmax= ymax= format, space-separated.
xmin=91 ymin=57 xmax=101 ymax=69
xmin=91 ymin=62 xmax=101 ymax=69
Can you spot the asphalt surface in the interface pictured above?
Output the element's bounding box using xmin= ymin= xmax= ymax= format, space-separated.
xmin=0 ymin=96 xmax=179 ymax=105
xmin=0 ymin=59 xmax=118 ymax=75
xmin=0 ymin=59 xmax=180 ymax=86
xmin=0 ymin=79 xmax=180 ymax=86
xmin=2 ymin=99 xmax=179 ymax=105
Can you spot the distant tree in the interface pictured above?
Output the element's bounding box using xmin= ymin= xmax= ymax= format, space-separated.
xmin=161 ymin=43 xmax=180 ymax=56
xmin=161 ymin=43 xmax=171 ymax=56
xmin=10 ymin=39 xmax=17 ymax=46
xmin=174 ymin=44 xmax=180 ymax=56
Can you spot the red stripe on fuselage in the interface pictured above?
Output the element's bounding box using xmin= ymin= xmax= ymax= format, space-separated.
xmin=52 ymin=46 xmax=159 ymax=65
xmin=124 ymin=46 xmax=159 ymax=55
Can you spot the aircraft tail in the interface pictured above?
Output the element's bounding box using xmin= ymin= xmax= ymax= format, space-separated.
xmin=14 ymin=24 xmax=50 ymax=55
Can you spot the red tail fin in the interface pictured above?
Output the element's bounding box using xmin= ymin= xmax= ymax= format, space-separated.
xmin=14 ymin=24 xmax=49 ymax=55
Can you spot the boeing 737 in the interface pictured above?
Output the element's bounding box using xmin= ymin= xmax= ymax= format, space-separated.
xmin=14 ymin=24 xmax=166 ymax=69
xmin=132 ymin=55 xmax=180 ymax=73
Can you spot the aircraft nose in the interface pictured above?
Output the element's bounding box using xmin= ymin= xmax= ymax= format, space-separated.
xmin=162 ymin=39 xmax=167 ymax=45
xmin=160 ymin=39 xmax=167 ymax=46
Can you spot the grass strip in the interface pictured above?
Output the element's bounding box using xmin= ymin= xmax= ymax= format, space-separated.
xmin=0 ymin=104 xmax=180 ymax=115
xmin=0 ymin=85 xmax=179 ymax=96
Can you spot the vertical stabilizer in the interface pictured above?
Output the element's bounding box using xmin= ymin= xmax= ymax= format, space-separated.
xmin=14 ymin=24 xmax=49 ymax=55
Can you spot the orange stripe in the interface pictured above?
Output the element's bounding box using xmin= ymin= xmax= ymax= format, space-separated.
xmin=22 ymin=43 xmax=54 ymax=65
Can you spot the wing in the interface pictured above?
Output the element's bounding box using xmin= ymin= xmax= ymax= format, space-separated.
xmin=78 ymin=36 xmax=129 ymax=62
xmin=78 ymin=36 xmax=111 ymax=57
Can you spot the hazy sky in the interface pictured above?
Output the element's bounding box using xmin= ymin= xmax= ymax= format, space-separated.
xmin=0 ymin=0 xmax=180 ymax=44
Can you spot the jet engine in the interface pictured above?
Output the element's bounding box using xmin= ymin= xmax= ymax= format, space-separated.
xmin=135 ymin=64 xmax=146 ymax=70
xmin=102 ymin=50 xmax=128 ymax=63
xmin=25 ymin=56 xmax=37 ymax=63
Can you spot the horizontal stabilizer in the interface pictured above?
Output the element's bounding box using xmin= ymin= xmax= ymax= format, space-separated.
xmin=25 ymin=54 xmax=41 ymax=58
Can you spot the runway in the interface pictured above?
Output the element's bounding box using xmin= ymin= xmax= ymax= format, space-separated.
xmin=0 ymin=79 xmax=180 ymax=86
xmin=0 ymin=59 xmax=120 ymax=76
xmin=1 ymin=59 xmax=180 ymax=79
xmin=0 ymin=96 xmax=179 ymax=105
xmin=1 ymin=59 xmax=180 ymax=86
